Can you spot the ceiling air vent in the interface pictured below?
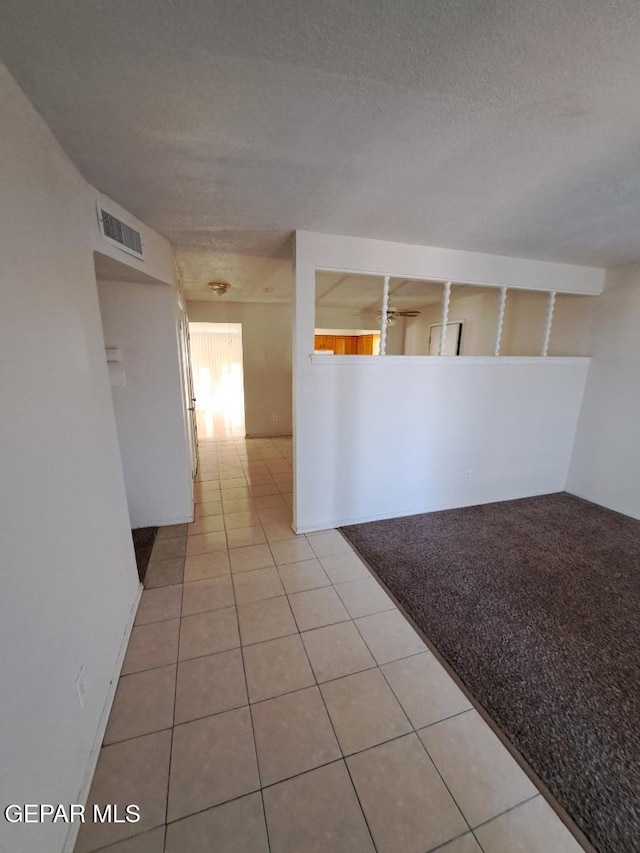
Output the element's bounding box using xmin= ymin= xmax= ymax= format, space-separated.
xmin=97 ymin=205 xmax=144 ymax=259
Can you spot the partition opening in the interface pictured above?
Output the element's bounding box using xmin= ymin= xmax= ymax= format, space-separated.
xmin=189 ymin=322 xmax=246 ymax=439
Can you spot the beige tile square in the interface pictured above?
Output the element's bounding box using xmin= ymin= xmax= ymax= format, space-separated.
xmin=265 ymin=459 xmax=292 ymax=473
xmin=347 ymin=734 xmax=468 ymax=853
xmin=156 ymin=523 xmax=188 ymax=540
xmin=355 ymin=609 xmax=426 ymax=664
xmin=179 ymin=607 xmax=240 ymax=660
xmin=184 ymin=551 xmax=230 ymax=582
xmin=227 ymin=524 xmax=267 ymax=548
xmin=224 ymin=510 xmax=261 ymax=530
xmin=232 ymin=566 xmax=285 ymax=604
xmin=250 ymin=483 xmax=282 ymax=498
xmin=75 ymin=730 xmax=170 ymax=852
xmin=430 ymin=833 xmax=483 ymax=853
xmin=418 ymin=710 xmax=537 ymax=827
xmin=246 ymin=472 xmax=276 ymax=485
xmin=144 ymin=557 xmax=184 ymax=589
xmin=121 ymin=619 xmax=180 ymax=675
xmin=277 ymin=559 xmax=331 ymax=594
xmin=272 ymin=474 xmax=293 ymax=488
xmin=229 ymin=543 xmax=275 ymax=573
xmin=104 ymin=665 xmax=176 ymax=745
xmin=181 ymin=576 xmax=234 ymax=616
xmin=165 ymin=793 xmax=269 ymax=853
xmin=288 ymin=587 xmax=350 ymax=631
xmin=253 ymin=493 xmax=288 ymax=509
xmin=382 ymin=651 xmax=472 ymax=729
xmin=219 ymin=475 xmax=247 ymax=487
xmin=335 ymin=577 xmax=394 ymax=619
xmin=270 ymin=537 xmax=316 ymax=565
xmin=194 ymin=499 xmax=223 ymax=517
xmin=198 ymin=469 xmax=221 ymax=482
xmin=263 ymin=521 xmax=298 ymax=542
xmin=237 ymin=596 xmax=298 ymax=646
xmin=257 ymin=506 xmax=291 ymax=524
xmin=263 ymin=761 xmax=375 ymax=853
xmin=188 ymin=514 xmax=225 ymax=536
xmin=194 ymin=478 xmax=221 ymax=492
xmin=135 ymin=585 xmax=182 ymax=625
xmin=168 ymin=707 xmax=260 ymax=821
xmin=220 ymin=486 xmax=251 ymax=500
xmin=174 ymin=649 xmax=247 ymax=724
xmin=244 ymin=461 xmax=270 ymax=472
xmin=151 ymin=536 xmax=186 ymax=561
xmin=319 ymin=551 xmax=371 ymax=584
xmin=186 ymin=531 xmax=228 ymax=556
xmin=223 ymin=498 xmax=255 ymax=515
xmin=306 ymin=530 xmax=352 ymax=558
xmin=243 ymin=634 xmax=315 ymax=702
xmin=252 ymin=686 xmax=341 ymax=785
xmin=320 ymin=668 xmax=411 ymax=755
xmin=301 ymin=621 xmax=376 ymax=683
xmin=90 ymin=826 xmax=166 ymax=852
xmin=473 ymin=795 xmax=584 ymax=853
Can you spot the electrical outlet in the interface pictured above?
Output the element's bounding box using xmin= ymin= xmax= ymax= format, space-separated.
xmin=272 ymin=414 xmax=278 ymax=422
xmin=465 ymin=470 xmax=472 ymax=480
xmin=75 ymin=666 xmax=86 ymax=709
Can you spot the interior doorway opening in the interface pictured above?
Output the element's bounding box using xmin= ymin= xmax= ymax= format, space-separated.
xmin=189 ymin=322 xmax=246 ymax=439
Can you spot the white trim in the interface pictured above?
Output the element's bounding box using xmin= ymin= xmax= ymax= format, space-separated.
xmin=293 ymin=489 xmax=566 ymax=534
xmin=565 ymin=490 xmax=640 ymax=522
xmin=63 ymin=583 xmax=143 ymax=853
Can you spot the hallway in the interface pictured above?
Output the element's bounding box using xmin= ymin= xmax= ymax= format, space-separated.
xmin=75 ymin=435 xmax=584 ymax=853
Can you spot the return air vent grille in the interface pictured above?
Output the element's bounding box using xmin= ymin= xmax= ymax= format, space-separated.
xmin=97 ymin=206 xmax=144 ymax=259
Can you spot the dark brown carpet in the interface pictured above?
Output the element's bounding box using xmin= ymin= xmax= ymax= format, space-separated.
xmin=131 ymin=527 xmax=158 ymax=583
xmin=341 ymin=492 xmax=640 ymax=853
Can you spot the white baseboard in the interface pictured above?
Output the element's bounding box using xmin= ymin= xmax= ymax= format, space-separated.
xmin=62 ymin=583 xmax=143 ymax=853
xmin=565 ymin=489 xmax=640 ymax=521
xmin=294 ymin=489 xmax=564 ymax=534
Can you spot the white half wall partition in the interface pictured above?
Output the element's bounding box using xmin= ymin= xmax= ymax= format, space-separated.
xmin=293 ymin=231 xmax=605 ymax=532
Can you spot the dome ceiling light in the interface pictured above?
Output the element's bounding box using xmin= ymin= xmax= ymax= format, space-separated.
xmin=207 ymin=281 xmax=231 ymax=296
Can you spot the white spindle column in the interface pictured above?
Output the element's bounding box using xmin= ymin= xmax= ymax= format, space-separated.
xmin=494 ymin=286 xmax=508 ymax=356
xmin=379 ymin=275 xmax=390 ymax=355
xmin=541 ymin=291 xmax=556 ymax=357
xmin=438 ymin=281 xmax=451 ymax=355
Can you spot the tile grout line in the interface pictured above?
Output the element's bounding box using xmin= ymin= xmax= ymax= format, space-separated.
xmin=293 ymin=617 xmax=380 ymax=852
xmin=230 ymin=547 xmax=273 ymax=853
xmin=157 ymin=546 xmax=184 ymax=849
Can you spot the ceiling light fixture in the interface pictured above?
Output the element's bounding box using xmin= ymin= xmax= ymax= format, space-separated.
xmin=207 ymin=281 xmax=231 ymax=296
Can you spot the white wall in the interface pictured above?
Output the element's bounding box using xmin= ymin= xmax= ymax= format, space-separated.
xmin=97 ymin=279 xmax=193 ymax=527
xmin=567 ymin=264 xmax=640 ymax=518
xmin=0 ymin=64 xmax=177 ymax=853
xmin=296 ymin=357 xmax=589 ymax=529
xmin=187 ymin=301 xmax=293 ymax=436
xmin=294 ymin=231 xmax=602 ymax=531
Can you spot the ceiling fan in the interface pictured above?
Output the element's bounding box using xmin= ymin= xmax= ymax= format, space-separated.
xmin=372 ymin=307 xmax=422 ymax=325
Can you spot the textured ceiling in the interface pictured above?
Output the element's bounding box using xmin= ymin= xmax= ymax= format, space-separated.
xmin=3 ymin=0 xmax=640 ymax=301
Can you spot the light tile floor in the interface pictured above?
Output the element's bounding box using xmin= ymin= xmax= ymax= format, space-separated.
xmin=75 ymin=434 xmax=586 ymax=853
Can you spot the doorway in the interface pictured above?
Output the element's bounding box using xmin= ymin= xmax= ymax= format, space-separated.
xmin=189 ymin=322 xmax=246 ymax=439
